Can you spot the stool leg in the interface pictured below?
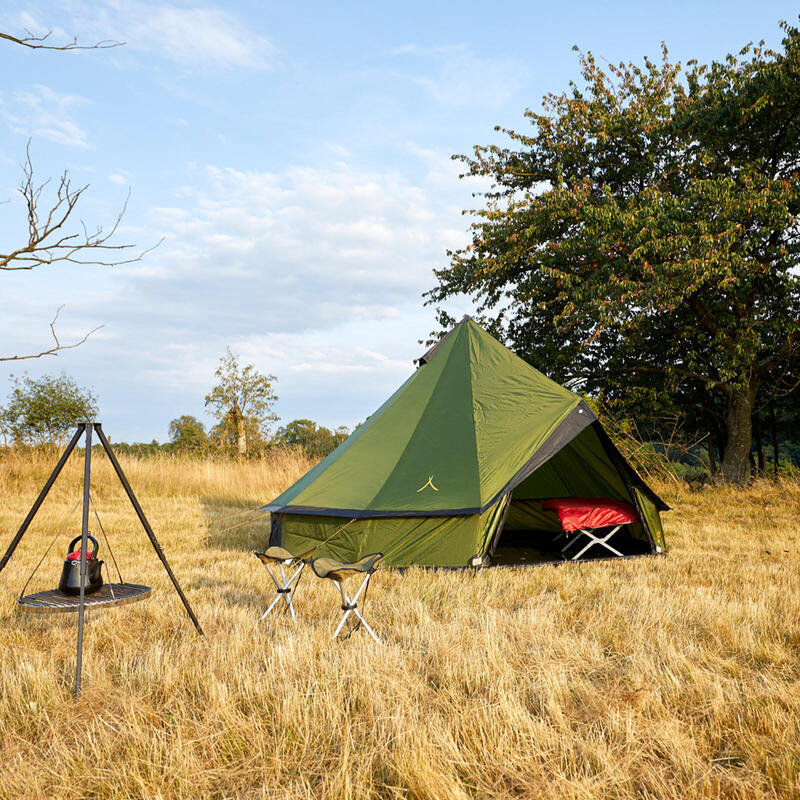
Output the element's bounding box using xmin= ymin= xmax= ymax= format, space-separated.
xmin=279 ymin=564 xmax=296 ymax=619
xmin=331 ymin=574 xmax=379 ymax=642
xmin=261 ymin=564 xmax=284 ymax=619
xmin=281 ymin=562 xmax=305 ymax=619
xmin=261 ymin=589 xmax=284 ymax=620
xmin=352 ymin=608 xmax=380 ymax=643
xmin=261 ymin=561 xmax=305 ymax=621
xmin=352 ymin=574 xmax=379 ymax=642
xmin=332 ymin=580 xmax=354 ymax=638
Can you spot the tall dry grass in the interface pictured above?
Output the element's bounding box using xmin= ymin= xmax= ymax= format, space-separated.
xmin=0 ymin=450 xmax=798 ymax=799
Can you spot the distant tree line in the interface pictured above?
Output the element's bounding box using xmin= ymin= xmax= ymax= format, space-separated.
xmin=164 ymin=414 xmax=348 ymax=458
xmin=3 ymin=349 xmax=800 ymax=477
xmin=0 ymin=350 xmax=350 ymax=460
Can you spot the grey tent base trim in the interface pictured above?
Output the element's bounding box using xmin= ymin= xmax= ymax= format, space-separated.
xmin=261 ymin=504 xmax=483 ymax=518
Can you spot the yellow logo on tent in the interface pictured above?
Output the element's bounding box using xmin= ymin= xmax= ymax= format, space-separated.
xmin=416 ymin=475 xmax=439 ymax=493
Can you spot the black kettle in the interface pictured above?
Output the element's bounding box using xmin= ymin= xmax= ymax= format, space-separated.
xmin=58 ymin=535 xmax=104 ymax=596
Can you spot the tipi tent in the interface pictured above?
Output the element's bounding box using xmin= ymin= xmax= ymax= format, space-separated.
xmin=264 ymin=318 xmax=667 ymax=567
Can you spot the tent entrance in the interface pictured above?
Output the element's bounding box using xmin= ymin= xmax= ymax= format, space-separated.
xmin=489 ymin=499 xmax=651 ymax=565
xmin=485 ymin=422 xmax=658 ymax=566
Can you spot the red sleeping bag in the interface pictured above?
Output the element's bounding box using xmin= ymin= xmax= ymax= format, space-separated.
xmin=540 ymin=498 xmax=638 ymax=531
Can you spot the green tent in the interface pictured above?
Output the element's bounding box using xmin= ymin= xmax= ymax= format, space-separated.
xmin=264 ymin=318 xmax=667 ymax=567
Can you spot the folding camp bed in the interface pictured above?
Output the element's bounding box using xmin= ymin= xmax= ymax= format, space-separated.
xmin=540 ymin=498 xmax=639 ymax=561
xmin=253 ymin=546 xmax=315 ymax=620
xmin=311 ymin=553 xmax=382 ymax=642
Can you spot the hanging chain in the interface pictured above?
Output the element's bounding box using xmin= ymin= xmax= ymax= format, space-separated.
xmin=89 ymin=491 xmax=123 ymax=584
xmin=18 ymin=498 xmax=82 ymax=600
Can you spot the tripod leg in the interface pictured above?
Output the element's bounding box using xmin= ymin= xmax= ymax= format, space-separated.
xmin=93 ymin=424 xmax=204 ymax=636
xmin=0 ymin=424 xmax=85 ymax=575
xmin=75 ymin=423 xmax=93 ymax=697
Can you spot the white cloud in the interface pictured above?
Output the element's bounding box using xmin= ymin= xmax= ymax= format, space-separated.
xmin=117 ymin=153 xmax=470 ymax=415
xmin=0 ymin=148 xmax=477 ymax=437
xmin=71 ymin=1 xmax=278 ymax=71
xmin=124 ymin=157 xmax=470 ymax=337
xmin=108 ymin=173 xmax=128 ymax=184
xmin=2 ymin=85 xmax=92 ymax=149
xmin=392 ymin=44 xmax=528 ymax=108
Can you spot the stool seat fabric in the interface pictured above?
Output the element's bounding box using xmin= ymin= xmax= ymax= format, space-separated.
xmin=255 ymin=546 xmax=314 ymax=564
xmin=312 ymin=553 xmax=382 ymax=581
xmin=254 ymin=547 xmax=315 ymax=621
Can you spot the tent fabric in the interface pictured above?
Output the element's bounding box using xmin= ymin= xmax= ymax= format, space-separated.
xmin=265 ymin=317 xmax=668 ymax=567
xmin=503 ymin=500 xmax=561 ymax=533
xmin=633 ymin=488 xmax=667 ymax=552
xmin=540 ymin=498 xmax=639 ymax=531
xmin=265 ymin=318 xmax=587 ymax=517
xmin=271 ymin=507 xmax=500 ymax=568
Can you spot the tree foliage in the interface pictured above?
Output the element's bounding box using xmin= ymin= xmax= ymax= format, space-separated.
xmin=272 ymin=418 xmax=349 ymax=458
xmin=0 ymin=373 xmax=97 ymax=446
xmin=204 ymin=349 xmax=278 ymax=455
xmin=428 ymin=20 xmax=800 ymax=484
xmin=168 ymin=415 xmax=209 ymax=455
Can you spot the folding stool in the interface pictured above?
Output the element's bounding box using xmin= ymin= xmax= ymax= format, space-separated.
xmin=311 ymin=553 xmax=382 ymax=642
xmin=253 ymin=546 xmax=315 ymax=620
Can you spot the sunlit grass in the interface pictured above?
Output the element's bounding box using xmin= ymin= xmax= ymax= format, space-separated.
xmin=0 ymin=449 xmax=798 ymax=799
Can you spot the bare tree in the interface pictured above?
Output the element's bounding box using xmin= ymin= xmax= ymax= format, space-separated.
xmin=2 ymin=26 xmax=158 ymax=362
xmin=0 ymin=29 xmax=123 ymax=51
xmin=1 ymin=145 xmax=156 ymax=273
xmin=0 ymin=145 xmax=160 ymax=362
xmin=0 ymin=306 xmax=101 ymax=363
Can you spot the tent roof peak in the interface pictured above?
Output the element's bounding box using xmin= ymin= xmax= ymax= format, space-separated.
xmin=416 ymin=315 xmax=476 ymax=366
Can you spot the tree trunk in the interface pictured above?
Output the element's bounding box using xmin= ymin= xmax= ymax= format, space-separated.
xmin=753 ymin=413 xmax=765 ymax=476
xmin=716 ymin=426 xmax=727 ymax=468
xmin=707 ymin=434 xmax=717 ymax=475
xmin=236 ymin=413 xmax=247 ymax=455
xmin=770 ymin=401 xmax=779 ymax=479
xmin=720 ymin=386 xmax=757 ymax=484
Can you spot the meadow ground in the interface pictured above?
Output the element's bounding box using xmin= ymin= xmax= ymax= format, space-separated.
xmin=0 ymin=449 xmax=798 ymax=800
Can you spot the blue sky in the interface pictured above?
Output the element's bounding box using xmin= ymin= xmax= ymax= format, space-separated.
xmin=1 ymin=1 xmax=797 ymax=442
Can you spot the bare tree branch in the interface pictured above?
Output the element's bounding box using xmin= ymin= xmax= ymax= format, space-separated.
xmin=0 ymin=29 xmax=123 ymax=51
xmin=1 ymin=28 xmax=137 ymax=363
xmin=1 ymin=146 xmax=162 ymax=361
xmin=0 ymin=305 xmax=103 ymax=362
xmin=1 ymin=143 xmax=163 ymax=271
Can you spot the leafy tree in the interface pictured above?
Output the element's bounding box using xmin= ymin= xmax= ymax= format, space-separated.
xmin=428 ymin=20 xmax=800 ymax=484
xmin=0 ymin=373 xmax=98 ymax=446
xmin=204 ymin=349 xmax=278 ymax=455
xmin=272 ymin=419 xmax=349 ymax=457
xmin=168 ymin=415 xmax=209 ymax=455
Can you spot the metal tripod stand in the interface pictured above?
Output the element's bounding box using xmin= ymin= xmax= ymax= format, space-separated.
xmin=0 ymin=422 xmax=204 ymax=696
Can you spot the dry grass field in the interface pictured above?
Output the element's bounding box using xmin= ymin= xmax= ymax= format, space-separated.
xmin=0 ymin=449 xmax=798 ymax=800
